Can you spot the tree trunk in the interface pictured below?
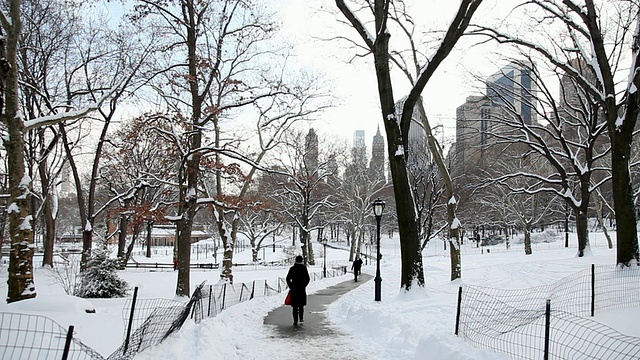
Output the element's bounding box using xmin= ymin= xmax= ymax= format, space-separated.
xmin=348 ymin=228 xmax=356 ymax=261
xmin=610 ymin=126 xmax=640 ymax=264
xmin=447 ymin=201 xmax=461 ymax=279
xmin=38 ymin=157 xmax=55 ymax=267
xmin=524 ymin=226 xmax=532 ymax=255
xmin=374 ymin=25 xmax=424 ymax=290
xmin=117 ymin=215 xmax=128 ymax=260
xmin=575 ymin=208 xmax=589 ymax=257
xmin=592 ymin=0 xmax=640 ymax=266
xmin=306 ymin=231 xmax=315 ymax=265
xmin=416 ymin=100 xmax=461 ymax=280
xmin=593 ymin=194 xmax=613 ymax=249
xmin=175 ymin=151 xmax=201 ymax=295
xmin=176 ymin=204 xmax=194 ymax=295
xmin=217 ymin=207 xmax=235 ymax=283
xmin=3 ymin=0 xmax=37 ymax=303
xmin=125 ymin=231 xmax=138 ymax=264
xmin=146 ymin=221 xmax=153 ymax=258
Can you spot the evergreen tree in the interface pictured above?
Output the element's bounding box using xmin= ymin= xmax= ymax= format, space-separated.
xmin=75 ymin=243 xmax=129 ymax=298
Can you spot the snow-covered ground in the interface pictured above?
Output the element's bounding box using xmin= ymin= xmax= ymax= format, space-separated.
xmin=0 ymin=231 xmax=638 ymax=359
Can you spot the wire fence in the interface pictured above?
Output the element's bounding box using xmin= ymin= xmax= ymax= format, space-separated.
xmin=0 ymin=264 xmax=348 ymax=360
xmin=0 ymin=312 xmax=104 ymax=360
xmin=456 ymin=264 xmax=640 ymax=359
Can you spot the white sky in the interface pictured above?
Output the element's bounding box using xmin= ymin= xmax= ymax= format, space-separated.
xmin=99 ymin=0 xmax=519 ymax=149
xmin=0 ymin=230 xmax=637 ymax=359
xmin=270 ymin=0 xmax=512 ymax=147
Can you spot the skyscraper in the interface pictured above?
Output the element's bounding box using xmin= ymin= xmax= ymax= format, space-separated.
xmin=455 ymin=61 xmax=536 ymax=171
xmin=304 ymin=128 xmax=318 ymax=171
xmin=406 ymin=117 xmax=430 ymax=173
xmin=486 ymin=61 xmax=537 ymax=125
xmin=353 ymin=130 xmax=367 ymax=164
xmin=369 ymin=126 xmax=386 ymax=182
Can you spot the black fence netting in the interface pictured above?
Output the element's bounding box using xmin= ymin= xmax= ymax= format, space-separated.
xmin=0 ymin=312 xmax=104 ymax=360
xmin=457 ymin=264 xmax=640 ymax=359
xmin=0 ymin=264 xmax=348 ymax=360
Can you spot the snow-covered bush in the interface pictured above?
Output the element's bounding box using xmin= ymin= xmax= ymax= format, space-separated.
xmin=74 ymin=245 xmax=129 ymax=298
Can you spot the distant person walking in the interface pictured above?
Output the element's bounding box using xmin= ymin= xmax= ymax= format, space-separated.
xmin=286 ymin=255 xmax=310 ymax=327
xmin=352 ymin=256 xmax=363 ymax=282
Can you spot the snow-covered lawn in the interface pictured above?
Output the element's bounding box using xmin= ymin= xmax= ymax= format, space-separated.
xmin=0 ymin=231 xmax=638 ymax=359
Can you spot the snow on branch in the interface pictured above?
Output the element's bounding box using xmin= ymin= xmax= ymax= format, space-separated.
xmin=24 ymin=83 xmax=122 ymax=131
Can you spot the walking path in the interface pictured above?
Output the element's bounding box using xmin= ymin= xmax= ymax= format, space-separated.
xmin=262 ymin=273 xmax=374 ymax=359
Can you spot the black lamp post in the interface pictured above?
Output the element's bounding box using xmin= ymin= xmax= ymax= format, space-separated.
xmin=321 ymin=237 xmax=328 ymax=278
xmin=372 ymin=198 xmax=385 ymax=301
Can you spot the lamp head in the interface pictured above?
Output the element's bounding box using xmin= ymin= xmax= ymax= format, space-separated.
xmin=372 ymin=198 xmax=386 ymax=217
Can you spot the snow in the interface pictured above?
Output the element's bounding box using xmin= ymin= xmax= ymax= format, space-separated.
xmin=6 ymin=202 xmax=18 ymax=214
xmin=18 ymin=215 xmax=32 ymax=231
xmin=23 ymin=85 xmax=122 ymax=131
xmin=0 ymin=231 xmax=637 ymax=360
xmin=19 ymin=173 xmax=31 ymax=189
xmin=450 ymin=217 xmax=461 ymax=230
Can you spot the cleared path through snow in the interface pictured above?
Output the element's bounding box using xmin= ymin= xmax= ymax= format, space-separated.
xmin=262 ymin=273 xmax=374 ymax=358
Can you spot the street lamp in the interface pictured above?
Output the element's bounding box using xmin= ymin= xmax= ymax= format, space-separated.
xmin=321 ymin=237 xmax=328 ymax=278
xmin=372 ymin=198 xmax=385 ymax=301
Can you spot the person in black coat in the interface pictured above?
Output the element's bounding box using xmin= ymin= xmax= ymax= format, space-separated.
xmin=286 ymin=255 xmax=310 ymax=326
xmin=352 ymin=256 xmax=363 ymax=281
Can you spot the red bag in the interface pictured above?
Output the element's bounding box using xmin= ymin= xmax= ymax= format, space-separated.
xmin=284 ymin=291 xmax=292 ymax=305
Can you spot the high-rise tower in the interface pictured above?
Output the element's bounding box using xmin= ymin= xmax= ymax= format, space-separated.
xmin=304 ymin=128 xmax=318 ymax=171
xmin=368 ymin=126 xmax=386 ymax=182
xmin=486 ymin=61 xmax=537 ymax=125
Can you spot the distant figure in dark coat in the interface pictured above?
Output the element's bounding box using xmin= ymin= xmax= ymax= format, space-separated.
xmin=286 ymin=255 xmax=310 ymax=326
xmin=352 ymin=257 xmax=363 ymax=282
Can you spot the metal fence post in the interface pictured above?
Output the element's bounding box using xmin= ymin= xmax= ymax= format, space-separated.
xmin=61 ymin=325 xmax=74 ymax=360
xmin=544 ymin=299 xmax=551 ymax=360
xmin=222 ymin=284 xmax=227 ymax=310
xmin=124 ymin=287 xmax=139 ymax=355
xmin=208 ymin=285 xmax=213 ymax=317
xmin=591 ymin=264 xmax=595 ymax=317
xmin=455 ymin=286 xmax=462 ymax=335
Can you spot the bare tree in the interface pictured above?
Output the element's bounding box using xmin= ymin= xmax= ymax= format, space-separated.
xmin=473 ymin=0 xmax=640 ymax=266
xmin=100 ymin=116 xmax=176 ymax=265
xmin=267 ymin=129 xmax=339 ymax=266
xmin=334 ymin=0 xmax=483 ymax=285
xmin=134 ymin=0 xmax=330 ymax=293
xmin=340 ymin=140 xmax=388 ymax=260
xmin=237 ymin=203 xmax=283 ymax=263
xmin=480 ymin=59 xmax=609 ymax=257
xmin=60 ymin=21 xmax=153 ymax=270
xmin=19 ymin=0 xmax=76 ymax=268
xmin=0 ymin=0 xmax=120 ymax=302
xmin=485 ymin=155 xmax=561 ymax=254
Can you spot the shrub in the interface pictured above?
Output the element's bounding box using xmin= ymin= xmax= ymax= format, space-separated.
xmin=74 ymin=246 xmax=129 ymax=298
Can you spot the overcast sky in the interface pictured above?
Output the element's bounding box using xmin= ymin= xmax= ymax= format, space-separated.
xmin=271 ymin=0 xmax=512 ymax=148
xmin=102 ymin=0 xmax=513 ymax=149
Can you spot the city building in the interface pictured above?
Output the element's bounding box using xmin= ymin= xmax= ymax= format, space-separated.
xmin=368 ymin=126 xmax=386 ymax=182
xmin=304 ymin=128 xmax=319 ymax=172
xmin=454 ymin=61 xmax=537 ymax=173
xmin=486 ymin=61 xmax=537 ymax=125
